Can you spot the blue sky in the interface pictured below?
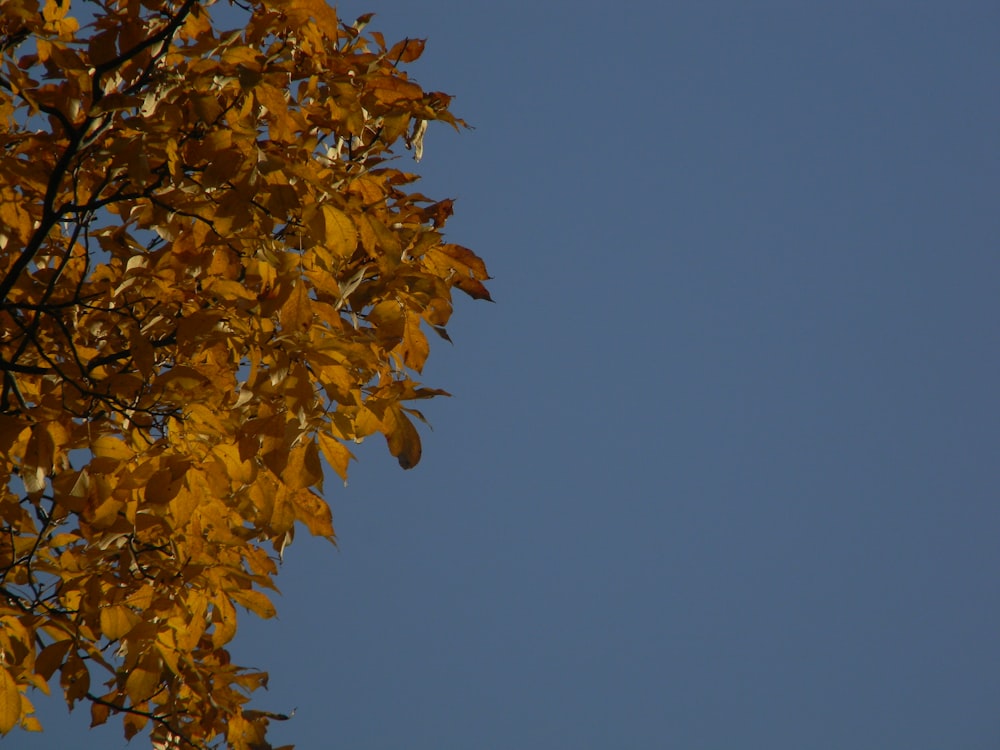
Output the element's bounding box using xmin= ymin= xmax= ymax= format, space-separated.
xmin=21 ymin=1 xmax=1000 ymax=748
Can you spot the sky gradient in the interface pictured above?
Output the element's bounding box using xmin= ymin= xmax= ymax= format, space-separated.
xmin=20 ymin=1 xmax=1000 ymax=748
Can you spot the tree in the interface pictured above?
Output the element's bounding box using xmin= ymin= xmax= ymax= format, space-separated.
xmin=0 ymin=0 xmax=490 ymax=746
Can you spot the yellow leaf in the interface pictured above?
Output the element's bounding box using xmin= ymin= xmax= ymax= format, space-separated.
xmin=281 ymin=441 xmax=323 ymax=491
xmin=124 ymin=661 xmax=160 ymax=705
xmin=124 ymin=585 xmax=155 ymax=611
xmin=228 ymin=589 xmax=276 ymax=619
xmin=0 ymin=667 xmax=21 ymax=734
xmin=212 ymin=442 xmax=256 ymax=484
xmin=425 ymin=243 xmax=493 ymax=301
xmin=99 ymin=606 xmax=140 ymax=641
xmin=20 ymin=715 xmax=42 ymax=732
xmin=170 ymin=590 xmax=208 ymax=653
xmin=155 ymin=366 xmax=209 ymax=395
xmin=291 ymin=488 xmax=334 ymax=538
xmin=318 ymin=204 xmax=357 ymax=259
xmin=266 ymin=0 xmax=339 ymax=38
xmin=402 ymin=313 xmax=430 ymax=371
xmin=269 ymin=485 xmax=297 ymax=534
xmin=317 ymin=431 xmax=353 ymax=483
xmin=279 ymin=281 xmax=312 ymax=332
xmin=155 ymin=634 xmax=181 ymax=676
xmin=169 ymin=484 xmax=200 ymax=528
xmin=22 ymin=422 xmax=55 ymax=494
xmin=91 ymin=435 xmax=133 ymax=461
xmin=368 ymin=299 xmax=405 ymax=345
xmin=123 ymin=708 xmax=148 ymax=740
xmin=212 ymin=595 xmax=237 ymax=648
xmin=203 ymin=278 xmax=257 ymax=301
xmin=0 ymin=2 xmax=491 ymax=744
xmin=354 ymin=405 xmax=384 ymax=438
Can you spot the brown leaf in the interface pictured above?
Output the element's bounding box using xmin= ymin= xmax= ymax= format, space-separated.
xmin=385 ymin=405 xmax=422 ymax=470
xmin=388 ymin=37 xmax=426 ymax=64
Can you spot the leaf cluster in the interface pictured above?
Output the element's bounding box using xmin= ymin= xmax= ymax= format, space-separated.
xmin=0 ymin=1 xmax=490 ymax=746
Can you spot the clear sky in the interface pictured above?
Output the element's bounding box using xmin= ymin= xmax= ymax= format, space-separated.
xmin=21 ymin=1 xmax=1000 ymax=748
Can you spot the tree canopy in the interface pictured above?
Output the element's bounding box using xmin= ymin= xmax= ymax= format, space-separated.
xmin=0 ymin=0 xmax=490 ymax=746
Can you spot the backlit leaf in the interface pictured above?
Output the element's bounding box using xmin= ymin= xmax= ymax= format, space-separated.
xmin=0 ymin=668 xmax=20 ymax=735
xmin=99 ymin=606 xmax=140 ymax=641
xmin=124 ymin=663 xmax=160 ymax=706
xmin=318 ymin=431 xmax=354 ymax=483
xmin=280 ymin=282 xmax=313 ymax=332
xmin=228 ymin=589 xmax=276 ymax=620
xmin=318 ymin=204 xmax=358 ymax=260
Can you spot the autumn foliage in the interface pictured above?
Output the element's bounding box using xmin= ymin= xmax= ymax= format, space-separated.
xmin=0 ymin=0 xmax=489 ymax=746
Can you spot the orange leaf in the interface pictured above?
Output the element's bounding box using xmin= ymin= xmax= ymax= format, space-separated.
xmin=90 ymin=699 xmax=110 ymax=728
xmin=388 ymin=37 xmax=426 ymax=63
xmin=366 ymin=75 xmax=424 ymax=105
xmin=385 ymin=404 xmax=421 ymax=470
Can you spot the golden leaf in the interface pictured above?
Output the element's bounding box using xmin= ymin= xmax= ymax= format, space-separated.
xmin=402 ymin=313 xmax=430 ymax=371
xmin=290 ymin=487 xmax=334 ymax=538
xmin=99 ymin=606 xmax=140 ymax=641
xmin=281 ymin=441 xmax=323 ymax=491
xmin=0 ymin=667 xmax=20 ymax=735
xmin=212 ymin=442 xmax=257 ymax=485
xmin=124 ymin=662 xmax=159 ymax=705
xmin=122 ymin=708 xmax=148 ymax=740
xmin=228 ymin=589 xmax=276 ymax=620
xmin=318 ymin=431 xmax=353 ymax=483
xmin=0 ymin=1 xmax=489 ymax=743
xmin=211 ymin=595 xmax=238 ymax=648
xmin=91 ymin=436 xmax=134 ymax=461
xmin=279 ymin=281 xmax=313 ymax=332
xmin=318 ymin=204 xmax=358 ymax=260
xmin=20 ymin=715 xmax=42 ymax=733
